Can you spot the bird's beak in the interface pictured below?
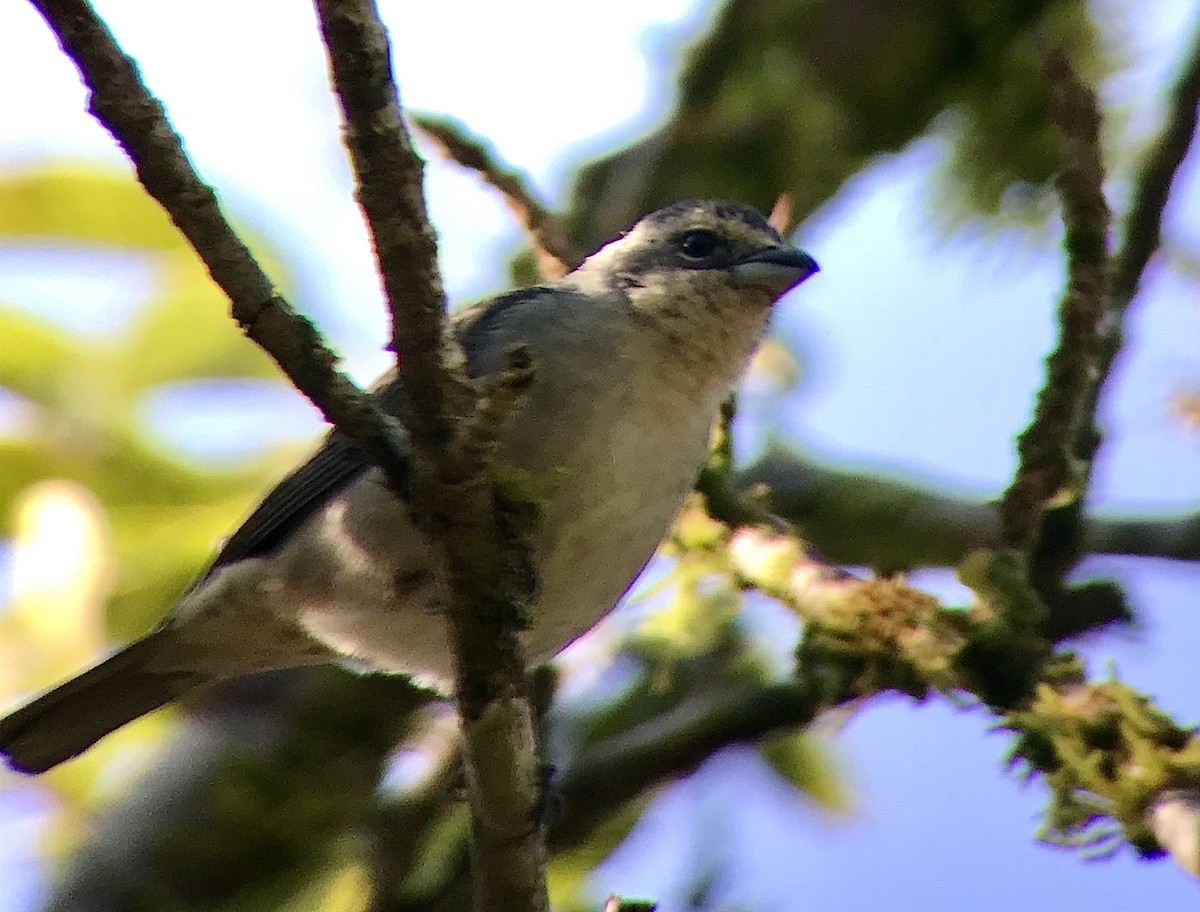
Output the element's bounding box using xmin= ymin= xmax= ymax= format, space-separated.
xmin=731 ymin=246 xmax=819 ymax=295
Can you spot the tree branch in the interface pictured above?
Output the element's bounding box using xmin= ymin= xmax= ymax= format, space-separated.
xmin=313 ymin=3 xmax=547 ymax=911
xmin=32 ymin=0 xmax=547 ymax=908
xmin=549 ymin=681 xmax=824 ymax=850
xmin=546 ymin=514 xmax=1200 ymax=878
xmin=980 ymin=50 xmax=1200 ymax=874
xmin=1032 ymin=24 xmax=1200 ymax=587
xmin=737 ymin=445 xmax=1200 ymax=567
xmin=412 ymin=114 xmax=580 ymax=279
xmin=28 ymin=0 xmax=410 ymax=490
xmin=1110 ymin=19 xmax=1200 ymax=312
xmin=313 ymin=0 xmax=462 ymax=455
xmin=1000 ymin=49 xmax=1111 ymax=563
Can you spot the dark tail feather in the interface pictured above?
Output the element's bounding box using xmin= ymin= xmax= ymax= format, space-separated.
xmin=0 ymin=631 xmax=208 ymax=774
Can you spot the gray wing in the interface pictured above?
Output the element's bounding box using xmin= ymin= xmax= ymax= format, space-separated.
xmin=196 ymin=285 xmax=560 ymax=583
xmin=195 ymin=432 xmax=384 ymax=583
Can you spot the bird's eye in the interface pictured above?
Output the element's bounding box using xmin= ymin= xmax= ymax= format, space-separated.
xmin=676 ymin=229 xmax=722 ymax=260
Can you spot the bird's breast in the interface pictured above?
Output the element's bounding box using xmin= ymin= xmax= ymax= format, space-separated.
xmin=515 ymin=367 xmax=715 ymax=658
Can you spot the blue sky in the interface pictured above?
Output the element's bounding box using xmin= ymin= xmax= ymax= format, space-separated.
xmin=2 ymin=0 xmax=1200 ymax=909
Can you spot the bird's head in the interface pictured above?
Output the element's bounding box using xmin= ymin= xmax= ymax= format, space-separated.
xmin=572 ymin=199 xmax=816 ymax=296
xmin=568 ymin=200 xmax=819 ymax=373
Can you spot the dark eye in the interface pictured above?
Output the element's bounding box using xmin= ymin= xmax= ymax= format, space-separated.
xmin=676 ymin=229 xmax=722 ymax=260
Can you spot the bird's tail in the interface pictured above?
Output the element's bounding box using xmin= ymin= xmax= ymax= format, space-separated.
xmin=0 ymin=631 xmax=209 ymax=774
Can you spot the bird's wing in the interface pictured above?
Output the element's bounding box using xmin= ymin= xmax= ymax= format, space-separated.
xmin=194 ymin=285 xmax=559 ymax=584
xmin=454 ymin=285 xmax=557 ymax=375
xmin=195 ymin=431 xmax=382 ymax=584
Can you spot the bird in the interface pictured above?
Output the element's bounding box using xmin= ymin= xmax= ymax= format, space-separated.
xmin=0 ymin=199 xmax=818 ymax=774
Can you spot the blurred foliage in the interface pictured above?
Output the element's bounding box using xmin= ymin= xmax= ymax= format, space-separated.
xmin=0 ymin=164 xmax=303 ymax=833
xmin=0 ymin=165 xmax=298 ymax=638
xmin=565 ymin=0 xmax=1103 ymax=247
xmin=0 ymin=166 xmax=847 ymax=912
xmin=546 ymin=803 xmax=647 ymax=912
xmin=1 ymin=0 xmax=1189 ymax=908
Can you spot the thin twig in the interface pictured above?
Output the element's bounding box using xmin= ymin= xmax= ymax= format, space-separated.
xmin=1023 ymin=28 xmax=1200 ymax=586
xmin=549 ymin=681 xmax=824 ymax=850
xmin=314 ymin=3 xmax=548 ymax=911
xmin=1111 ymin=20 xmax=1200 ymax=312
xmin=413 ymin=113 xmax=580 ymax=279
xmin=1075 ymin=16 xmax=1200 ymax=449
xmin=999 ymin=50 xmax=1111 ymax=560
xmin=28 ymin=0 xmax=410 ymax=488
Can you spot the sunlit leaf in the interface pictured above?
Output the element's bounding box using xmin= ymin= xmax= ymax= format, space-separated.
xmin=0 ymin=308 xmax=85 ymax=404
xmin=0 ymin=439 xmax=57 ymax=534
xmin=10 ymin=480 xmax=111 ymax=661
xmin=0 ymin=165 xmax=190 ymax=251
xmin=117 ymin=250 xmax=284 ymax=389
xmin=548 ymin=800 xmax=647 ymax=911
xmin=760 ymin=730 xmax=854 ymax=813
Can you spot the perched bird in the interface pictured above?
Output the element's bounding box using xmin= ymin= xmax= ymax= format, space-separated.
xmin=0 ymin=200 xmax=817 ymax=773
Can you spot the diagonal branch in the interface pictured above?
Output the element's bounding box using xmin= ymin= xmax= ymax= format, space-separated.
xmin=313 ymin=3 xmax=547 ymax=911
xmin=999 ymin=49 xmax=1111 ymax=560
xmin=1008 ymin=28 xmax=1200 ymax=592
xmin=549 ymin=680 xmax=824 ymax=850
xmin=28 ymin=0 xmax=410 ymax=491
xmin=312 ymin=1 xmax=462 ymax=456
xmin=412 ymin=114 xmax=580 ymax=279
xmin=1110 ymin=19 xmax=1200 ymax=312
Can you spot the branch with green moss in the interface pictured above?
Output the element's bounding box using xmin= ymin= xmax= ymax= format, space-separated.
xmin=725 ymin=39 xmax=1200 ymax=632
xmin=993 ymin=44 xmax=1200 ymax=878
xmin=31 ymin=0 xmax=548 ymax=908
xmin=999 ymin=49 xmax=1110 ymax=562
xmin=314 ymin=3 xmax=547 ymax=911
xmin=655 ymin=52 xmax=1200 ymax=877
xmin=1020 ymin=20 xmax=1200 ymax=592
xmin=668 ymin=505 xmax=1200 ymax=876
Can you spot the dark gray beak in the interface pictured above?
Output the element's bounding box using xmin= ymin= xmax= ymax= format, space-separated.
xmin=731 ymin=246 xmax=819 ymax=295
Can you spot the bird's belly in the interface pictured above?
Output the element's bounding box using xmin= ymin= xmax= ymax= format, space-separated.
xmin=525 ymin=410 xmax=706 ymax=659
xmin=269 ymin=402 xmax=708 ymax=683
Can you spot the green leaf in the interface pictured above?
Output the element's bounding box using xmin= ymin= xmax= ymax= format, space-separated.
xmin=104 ymin=494 xmax=269 ymax=637
xmin=0 ymin=308 xmax=85 ymax=404
xmin=760 ymin=730 xmax=853 ymax=813
xmin=548 ymin=800 xmax=648 ymax=911
xmin=0 ymin=165 xmax=190 ymax=250
xmin=116 ymin=250 xmax=285 ymax=390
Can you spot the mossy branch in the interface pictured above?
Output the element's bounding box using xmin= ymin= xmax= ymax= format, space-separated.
xmin=313 ymin=2 xmax=547 ymax=910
